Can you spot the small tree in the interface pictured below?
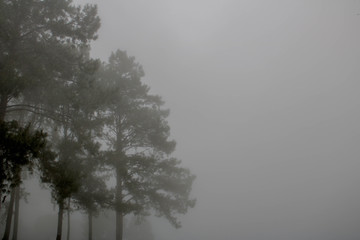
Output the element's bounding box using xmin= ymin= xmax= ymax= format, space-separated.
xmin=0 ymin=120 xmax=54 ymax=240
xmin=40 ymin=136 xmax=85 ymax=240
xmin=39 ymin=48 xmax=106 ymax=240
xmin=0 ymin=120 xmax=52 ymax=200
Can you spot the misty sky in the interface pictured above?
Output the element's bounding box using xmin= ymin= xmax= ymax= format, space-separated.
xmin=23 ymin=1 xmax=360 ymax=239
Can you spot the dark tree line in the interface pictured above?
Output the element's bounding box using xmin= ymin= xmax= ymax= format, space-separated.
xmin=0 ymin=1 xmax=195 ymax=240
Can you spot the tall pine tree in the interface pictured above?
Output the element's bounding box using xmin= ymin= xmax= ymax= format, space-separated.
xmin=100 ymin=50 xmax=196 ymax=240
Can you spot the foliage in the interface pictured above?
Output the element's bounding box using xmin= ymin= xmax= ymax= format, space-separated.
xmin=115 ymin=154 xmax=196 ymax=227
xmin=0 ymin=120 xmax=54 ymax=194
xmin=101 ymin=50 xmax=175 ymax=155
xmin=73 ymin=171 xmax=112 ymax=215
xmin=0 ymin=0 xmax=100 ymax=120
xmin=39 ymin=137 xmax=85 ymax=204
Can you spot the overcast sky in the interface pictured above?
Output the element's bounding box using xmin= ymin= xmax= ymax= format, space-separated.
xmin=26 ymin=1 xmax=360 ymax=239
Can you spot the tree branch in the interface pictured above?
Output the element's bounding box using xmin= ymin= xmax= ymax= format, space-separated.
xmin=6 ymin=104 xmax=71 ymax=123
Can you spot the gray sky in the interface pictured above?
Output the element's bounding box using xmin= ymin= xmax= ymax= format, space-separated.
xmin=26 ymin=1 xmax=360 ymax=239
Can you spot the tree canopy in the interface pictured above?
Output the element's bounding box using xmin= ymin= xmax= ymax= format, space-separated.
xmin=0 ymin=0 xmax=100 ymax=120
xmin=0 ymin=2 xmax=195 ymax=240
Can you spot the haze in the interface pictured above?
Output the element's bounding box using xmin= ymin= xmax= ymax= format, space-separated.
xmin=5 ymin=0 xmax=360 ymax=240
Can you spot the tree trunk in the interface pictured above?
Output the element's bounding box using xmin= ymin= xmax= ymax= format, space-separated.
xmin=88 ymin=211 xmax=92 ymax=240
xmin=0 ymin=94 xmax=8 ymax=211
xmin=115 ymin=168 xmax=123 ymax=240
xmin=66 ymin=198 xmax=70 ymax=240
xmin=116 ymin=211 xmax=123 ymax=240
xmin=56 ymin=201 xmax=64 ymax=240
xmin=11 ymin=187 xmax=20 ymax=240
xmin=2 ymin=189 xmax=15 ymax=240
xmin=0 ymin=192 xmax=4 ymax=212
xmin=0 ymin=94 xmax=7 ymax=122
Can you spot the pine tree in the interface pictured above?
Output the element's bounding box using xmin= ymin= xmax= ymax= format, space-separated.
xmin=100 ymin=50 xmax=196 ymax=240
xmin=38 ymin=48 xmax=105 ymax=240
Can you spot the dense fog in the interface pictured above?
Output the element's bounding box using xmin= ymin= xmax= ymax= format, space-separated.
xmin=1 ymin=1 xmax=360 ymax=240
